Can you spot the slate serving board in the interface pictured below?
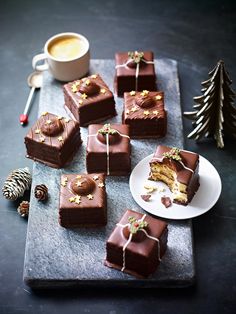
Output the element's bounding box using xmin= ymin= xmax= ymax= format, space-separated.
xmin=23 ymin=59 xmax=195 ymax=288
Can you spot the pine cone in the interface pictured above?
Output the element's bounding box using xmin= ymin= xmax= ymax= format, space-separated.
xmin=2 ymin=167 xmax=31 ymax=201
xmin=34 ymin=184 xmax=48 ymax=201
xmin=17 ymin=201 xmax=29 ymax=218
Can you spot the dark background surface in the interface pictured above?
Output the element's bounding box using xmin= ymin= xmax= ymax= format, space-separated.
xmin=0 ymin=0 xmax=235 ymax=313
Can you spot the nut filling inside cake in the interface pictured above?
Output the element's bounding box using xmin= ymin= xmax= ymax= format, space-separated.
xmin=149 ymin=146 xmax=200 ymax=205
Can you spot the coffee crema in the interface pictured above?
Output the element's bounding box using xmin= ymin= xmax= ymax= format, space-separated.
xmin=48 ymin=36 xmax=86 ymax=60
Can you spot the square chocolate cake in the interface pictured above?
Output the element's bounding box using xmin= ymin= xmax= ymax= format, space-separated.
xmin=59 ymin=173 xmax=107 ymax=228
xmin=123 ymin=90 xmax=167 ymax=138
xmin=104 ymin=209 xmax=168 ymax=278
xmin=25 ymin=112 xmax=82 ymax=168
xmin=149 ymin=145 xmax=200 ymax=205
xmin=86 ymin=123 xmax=131 ymax=175
xmin=114 ymin=51 xmax=157 ymax=96
xmin=64 ymin=74 xmax=117 ymax=126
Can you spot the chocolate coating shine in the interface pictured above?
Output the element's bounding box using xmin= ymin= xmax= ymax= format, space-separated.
xmin=123 ymin=91 xmax=167 ymax=138
xmin=86 ymin=124 xmax=131 ymax=176
xmin=59 ymin=173 xmax=107 ymax=228
xmin=64 ymin=74 xmax=117 ymax=126
xmin=71 ymin=176 xmax=95 ymax=195
xmin=114 ymin=51 xmax=157 ymax=96
xmin=24 ymin=113 xmax=82 ymax=168
xmin=104 ymin=209 xmax=168 ymax=278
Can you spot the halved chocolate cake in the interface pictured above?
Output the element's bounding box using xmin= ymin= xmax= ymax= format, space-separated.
xmin=149 ymin=145 xmax=200 ymax=205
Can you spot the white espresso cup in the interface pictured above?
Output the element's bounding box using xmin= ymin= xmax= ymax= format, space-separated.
xmin=32 ymin=32 xmax=90 ymax=82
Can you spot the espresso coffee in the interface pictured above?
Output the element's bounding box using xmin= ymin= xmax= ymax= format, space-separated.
xmin=48 ymin=36 xmax=85 ymax=60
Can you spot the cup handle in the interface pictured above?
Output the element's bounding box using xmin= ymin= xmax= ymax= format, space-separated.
xmin=32 ymin=53 xmax=49 ymax=71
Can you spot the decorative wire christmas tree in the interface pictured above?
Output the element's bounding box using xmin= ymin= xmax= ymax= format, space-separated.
xmin=184 ymin=60 xmax=236 ymax=148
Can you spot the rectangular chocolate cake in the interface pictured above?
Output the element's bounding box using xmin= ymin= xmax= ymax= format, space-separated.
xmin=105 ymin=209 xmax=168 ymax=278
xmin=64 ymin=74 xmax=117 ymax=126
xmin=86 ymin=123 xmax=131 ymax=175
xmin=149 ymin=145 xmax=200 ymax=205
xmin=123 ymin=90 xmax=167 ymax=138
xmin=114 ymin=51 xmax=157 ymax=96
xmin=59 ymin=173 xmax=107 ymax=228
xmin=24 ymin=112 xmax=82 ymax=168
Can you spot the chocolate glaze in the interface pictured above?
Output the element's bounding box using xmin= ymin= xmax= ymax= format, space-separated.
xmin=86 ymin=124 xmax=131 ymax=176
xmin=59 ymin=173 xmax=107 ymax=228
xmin=24 ymin=112 xmax=82 ymax=168
xmin=114 ymin=51 xmax=157 ymax=96
xmin=123 ymin=91 xmax=167 ymax=138
xmin=64 ymin=74 xmax=117 ymax=127
xmin=104 ymin=209 xmax=168 ymax=278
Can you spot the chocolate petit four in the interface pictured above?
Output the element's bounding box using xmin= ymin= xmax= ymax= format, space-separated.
xmin=105 ymin=209 xmax=168 ymax=278
xmin=149 ymin=145 xmax=200 ymax=205
xmin=25 ymin=112 xmax=82 ymax=168
xmin=59 ymin=173 xmax=107 ymax=228
xmin=123 ymin=90 xmax=167 ymax=138
xmin=63 ymin=74 xmax=117 ymax=126
xmin=114 ymin=51 xmax=157 ymax=96
xmin=86 ymin=123 xmax=131 ymax=175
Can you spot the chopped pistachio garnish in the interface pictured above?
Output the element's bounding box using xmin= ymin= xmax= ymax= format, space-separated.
xmin=98 ymin=124 xmax=117 ymax=135
xmin=128 ymin=216 xmax=148 ymax=234
xmin=128 ymin=51 xmax=144 ymax=64
xmin=163 ymin=147 xmax=182 ymax=161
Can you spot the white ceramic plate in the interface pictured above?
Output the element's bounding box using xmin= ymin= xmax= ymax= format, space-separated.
xmin=129 ymin=154 xmax=222 ymax=220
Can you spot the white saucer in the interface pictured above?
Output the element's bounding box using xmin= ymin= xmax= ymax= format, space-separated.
xmin=129 ymin=154 xmax=222 ymax=220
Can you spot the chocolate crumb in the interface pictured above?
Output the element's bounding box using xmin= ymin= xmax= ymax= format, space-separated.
xmin=141 ymin=194 xmax=151 ymax=202
xmin=161 ymin=196 xmax=172 ymax=208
